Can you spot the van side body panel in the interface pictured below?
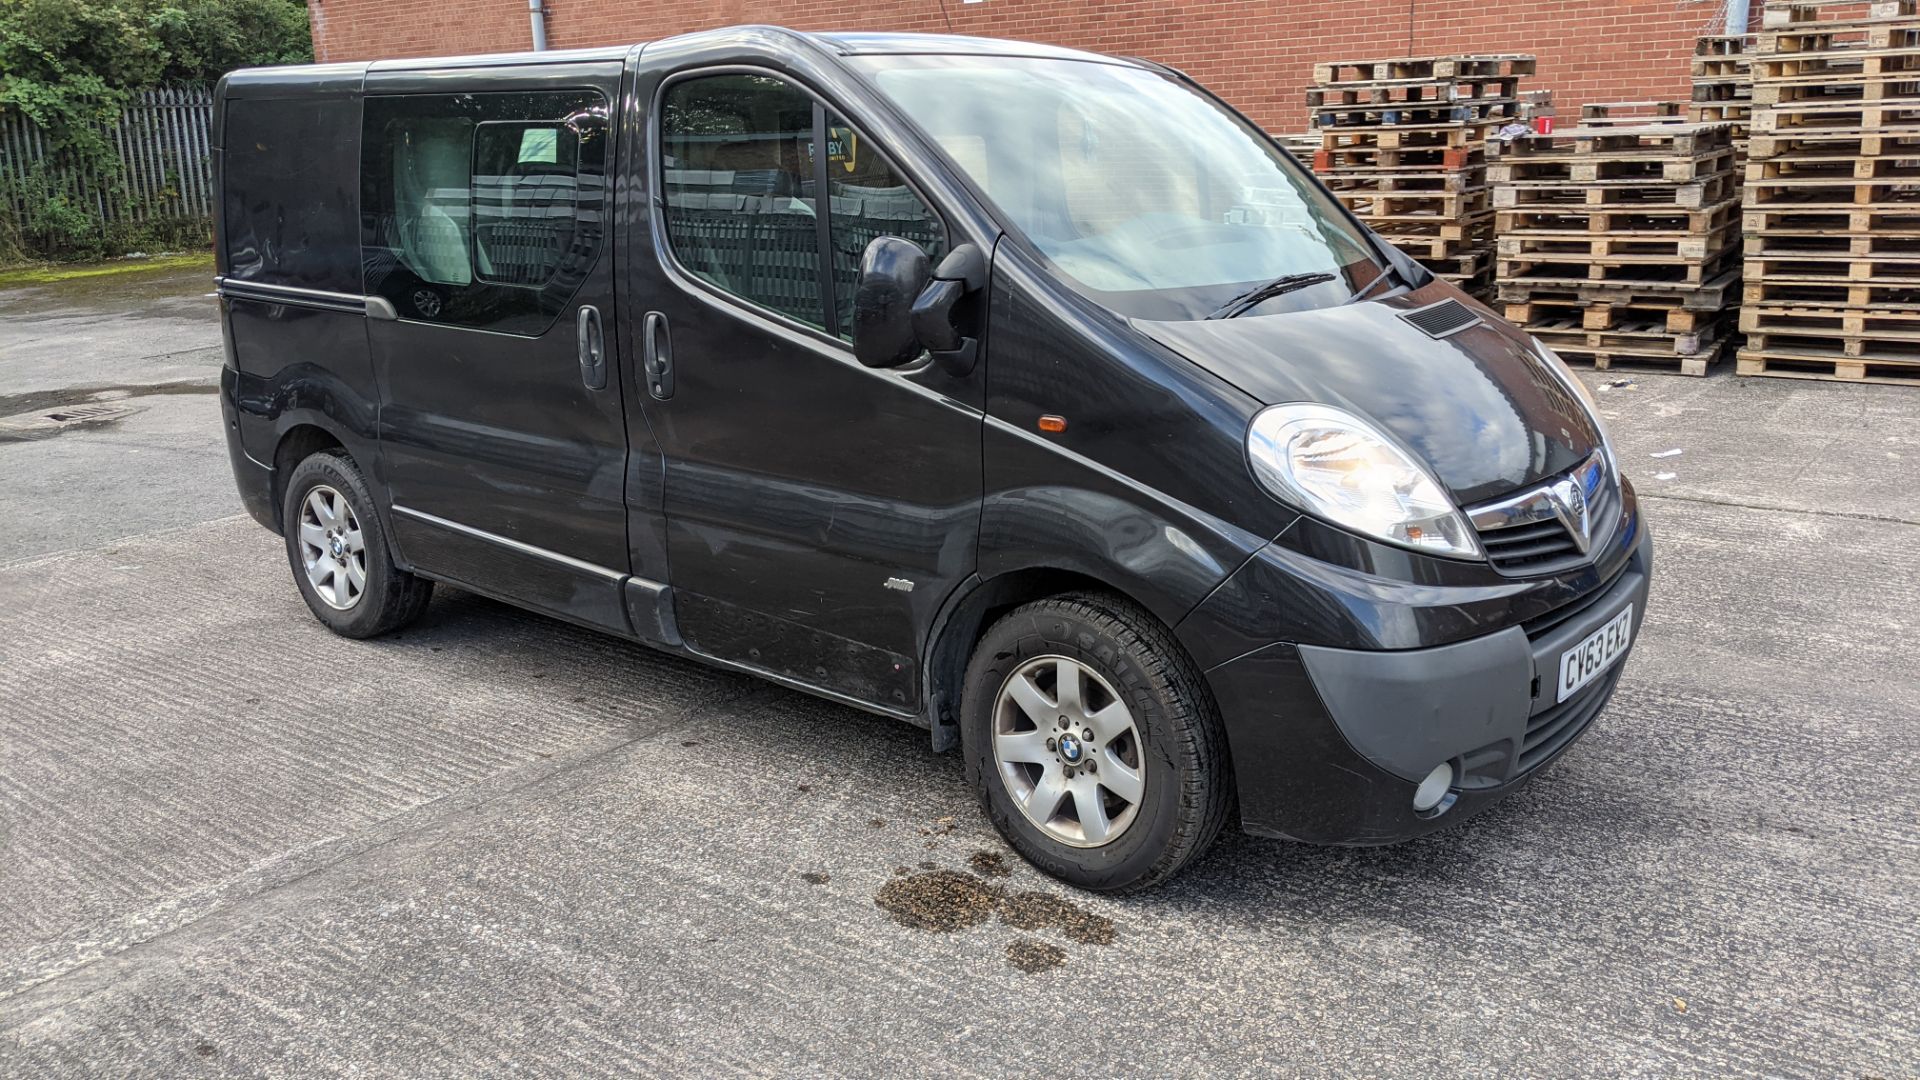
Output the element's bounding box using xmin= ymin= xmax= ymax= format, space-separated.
xmin=215 ymin=70 xmax=386 ymax=534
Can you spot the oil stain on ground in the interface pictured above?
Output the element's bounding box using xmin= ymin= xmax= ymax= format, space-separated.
xmin=873 ymin=862 xmax=1118 ymax=970
xmin=873 ymin=870 xmax=1001 ymax=932
xmin=1006 ymin=939 xmax=1067 ymax=973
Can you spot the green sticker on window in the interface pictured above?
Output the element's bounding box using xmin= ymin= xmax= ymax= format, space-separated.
xmin=519 ymin=127 xmax=559 ymax=163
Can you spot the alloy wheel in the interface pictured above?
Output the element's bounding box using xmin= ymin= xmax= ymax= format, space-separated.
xmin=992 ymin=655 xmax=1146 ymax=848
xmin=297 ymin=484 xmax=367 ymax=610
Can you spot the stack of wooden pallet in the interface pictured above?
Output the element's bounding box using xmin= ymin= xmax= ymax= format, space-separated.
xmin=1491 ymin=122 xmax=1742 ymax=375
xmin=1692 ymin=35 xmax=1755 ymax=163
xmin=1738 ymin=0 xmax=1920 ymax=384
xmin=1308 ymin=54 xmax=1535 ymax=296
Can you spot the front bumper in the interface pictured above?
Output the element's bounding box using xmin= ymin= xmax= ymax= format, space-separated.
xmin=1192 ymin=517 xmax=1652 ymax=845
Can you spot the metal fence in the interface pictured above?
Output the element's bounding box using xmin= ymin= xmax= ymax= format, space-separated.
xmin=0 ymin=85 xmax=215 ymax=225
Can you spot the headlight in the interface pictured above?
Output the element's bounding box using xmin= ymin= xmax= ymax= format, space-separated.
xmin=1532 ymin=337 xmax=1620 ymax=477
xmin=1247 ymin=403 xmax=1480 ymax=559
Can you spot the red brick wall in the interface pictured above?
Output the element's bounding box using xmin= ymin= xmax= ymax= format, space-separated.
xmin=308 ymin=0 xmax=1745 ymax=134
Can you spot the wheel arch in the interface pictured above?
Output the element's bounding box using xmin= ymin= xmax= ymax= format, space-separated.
xmin=269 ymin=423 xmax=349 ymax=530
xmin=921 ymin=565 xmax=1210 ymax=755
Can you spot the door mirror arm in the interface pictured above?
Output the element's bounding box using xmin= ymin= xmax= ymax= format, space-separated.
xmin=911 ymin=244 xmax=985 ymax=378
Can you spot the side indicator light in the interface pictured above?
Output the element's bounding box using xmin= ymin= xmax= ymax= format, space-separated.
xmin=1038 ymin=414 xmax=1067 ymax=434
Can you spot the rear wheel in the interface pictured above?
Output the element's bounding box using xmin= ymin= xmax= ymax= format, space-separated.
xmin=962 ymin=593 xmax=1232 ymax=892
xmin=282 ymin=451 xmax=432 ymax=638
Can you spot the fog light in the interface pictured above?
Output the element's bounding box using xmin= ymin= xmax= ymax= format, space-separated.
xmin=1412 ymin=761 xmax=1454 ymax=813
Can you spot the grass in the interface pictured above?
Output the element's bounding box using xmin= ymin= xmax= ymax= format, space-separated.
xmin=0 ymin=251 xmax=215 ymax=289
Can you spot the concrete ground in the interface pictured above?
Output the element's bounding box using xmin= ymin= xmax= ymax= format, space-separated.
xmin=0 ymin=263 xmax=1915 ymax=1077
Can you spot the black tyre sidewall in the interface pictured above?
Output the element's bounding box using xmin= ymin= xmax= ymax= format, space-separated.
xmin=962 ymin=598 xmax=1213 ymax=891
xmin=281 ymin=452 xmax=411 ymax=638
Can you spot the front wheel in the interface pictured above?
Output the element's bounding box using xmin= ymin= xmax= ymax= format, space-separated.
xmin=962 ymin=593 xmax=1233 ymax=892
xmin=281 ymin=450 xmax=432 ymax=638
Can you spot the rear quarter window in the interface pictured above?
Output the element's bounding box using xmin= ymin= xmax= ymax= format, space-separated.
xmin=221 ymin=97 xmax=363 ymax=292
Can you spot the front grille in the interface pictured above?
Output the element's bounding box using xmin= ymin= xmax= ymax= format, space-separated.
xmin=1518 ymin=666 xmax=1621 ymax=773
xmin=1468 ymin=453 xmax=1617 ymax=577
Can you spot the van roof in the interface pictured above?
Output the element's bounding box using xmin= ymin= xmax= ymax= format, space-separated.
xmin=219 ymin=27 xmax=1137 ymax=96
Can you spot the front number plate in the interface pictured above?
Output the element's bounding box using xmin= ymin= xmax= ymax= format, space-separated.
xmin=1557 ymin=604 xmax=1633 ymax=702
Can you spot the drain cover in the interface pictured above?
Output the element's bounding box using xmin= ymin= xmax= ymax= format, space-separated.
xmin=0 ymin=402 xmax=140 ymax=442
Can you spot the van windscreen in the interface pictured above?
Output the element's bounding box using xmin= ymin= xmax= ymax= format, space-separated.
xmin=851 ymin=55 xmax=1384 ymax=321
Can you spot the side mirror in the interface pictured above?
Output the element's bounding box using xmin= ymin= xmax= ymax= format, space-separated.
xmin=852 ymin=237 xmax=931 ymax=369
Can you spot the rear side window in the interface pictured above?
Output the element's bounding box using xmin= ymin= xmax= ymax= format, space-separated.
xmin=660 ymin=73 xmax=945 ymax=340
xmin=361 ymin=91 xmax=605 ymax=335
xmin=222 ymin=97 xmax=362 ymax=291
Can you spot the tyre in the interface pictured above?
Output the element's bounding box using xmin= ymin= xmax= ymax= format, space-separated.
xmin=281 ymin=450 xmax=432 ymax=638
xmin=961 ymin=592 xmax=1233 ymax=892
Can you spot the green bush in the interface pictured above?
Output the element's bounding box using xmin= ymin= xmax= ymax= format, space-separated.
xmin=0 ymin=0 xmax=309 ymax=260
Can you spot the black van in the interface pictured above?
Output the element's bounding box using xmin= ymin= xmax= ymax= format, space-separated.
xmin=214 ymin=27 xmax=1651 ymax=890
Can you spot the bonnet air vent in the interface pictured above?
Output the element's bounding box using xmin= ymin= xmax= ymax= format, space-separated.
xmin=1399 ymin=299 xmax=1481 ymax=339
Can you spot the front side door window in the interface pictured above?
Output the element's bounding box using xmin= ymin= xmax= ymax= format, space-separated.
xmin=658 ymin=72 xmax=944 ymax=341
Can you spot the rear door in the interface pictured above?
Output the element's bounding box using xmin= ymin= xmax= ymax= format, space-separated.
xmin=627 ymin=43 xmax=988 ymax=712
xmin=361 ymin=61 xmax=638 ymax=633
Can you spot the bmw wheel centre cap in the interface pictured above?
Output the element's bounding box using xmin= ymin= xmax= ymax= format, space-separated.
xmin=1058 ymin=734 xmax=1083 ymax=763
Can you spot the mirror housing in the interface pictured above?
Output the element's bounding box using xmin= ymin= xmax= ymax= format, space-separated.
xmin=852 ymin=237 xmax=931 ymax=369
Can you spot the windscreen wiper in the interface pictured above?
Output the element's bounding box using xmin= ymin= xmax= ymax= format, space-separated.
xmin=1206 ymin=272 xmax=1338 ymax=319
xmin=1345 ymin=263 xmax=1403 ymax=305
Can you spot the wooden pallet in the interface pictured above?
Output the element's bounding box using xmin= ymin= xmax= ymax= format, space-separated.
xmin=1749 ymin=97 xmax=1920 ymax=131
xmin=1745 ymin=153 xmax=1920 ymax=182
xmin=1743 ymin=174 xmax=1920 ymax=205
xmin=1319 ymin=170 xmax=1485 ymax=194
xmin=1746 ymin=254 xmax=1920 ymax=279
xmin=1751 ymin=43 xmax=1920 ymax=84
xmin=1313 ymin=54 xmax=1536 ymax=85
xmin=1747 ymin=127 xmax=1920 ymax=158
xmin=1496 ymin=269 xmax=1743 ymax=310
xmin=1334 ymin=189 xmax=1493 ymax=218
xmin=1492 ymin=122 xmax=1732 ymax=158
xmin=1314 ymin=145 xmax=1484 ymax=171
xmin=1743 ymin=202 xmax=1920 ymax=232
xmin=1499 ymin=251 xmax=1738 ymax=287
xmin=1740 ymin=302 xmax=1920 ymax=334
xmin=1494 ymin=171 xmax=1738 ymax=209
xmin=1754 ymin=72 xmax=1920 ymax=107
xmin=1531 ymin=316 xmax=1728 ymax=355
xmin=1737 ymin=349 xmax=1920 ymax=383
xmin=1318 ymin=123 xmax=1498 ymax=150
xmin=1742 ymin=275 xmax=1920 ymax=307
xmin=1551 ymin=340 xmax=1728 ymax=376
xmin=1498 ymin=197 xmax=1740 ymax=235
xmin=1743 ymin=230 xmax=1920 ymax=255
xmin=1745 ymin=326 xmax=1920 ymax=358
xmin=1307 ymin=78 xmax=1523 ymax=109
xmin=1497 ymin=221 xmax=1737 ymax=262
xmin=1490 ymin=147 xmax=1736 ymax=185
xmin=1312 ymin=100 xmax=1520 ymax=128
xmin=1758 ymin=17 xmax=1920 ymax=49
xmin=1760 ymin=1 xmax=1918 ymax=31
xmin=1505 ymin=296 xmax=1726 ymax=333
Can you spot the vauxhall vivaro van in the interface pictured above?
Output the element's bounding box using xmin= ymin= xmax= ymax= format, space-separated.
xmin=215 ymin=27 xmax=1651 ymax=890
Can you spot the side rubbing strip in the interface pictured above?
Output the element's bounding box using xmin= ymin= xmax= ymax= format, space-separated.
xmin=390 ymin=504 xmax=642 ymax=585
xmin=215 ymin=277 xmax=370 ymax=316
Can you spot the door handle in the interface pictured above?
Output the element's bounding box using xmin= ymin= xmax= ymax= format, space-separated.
xmin=643 ymin=311 xmax=674 ymax=400
xmin=577 ymin=305 xmax=607 ymax=391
